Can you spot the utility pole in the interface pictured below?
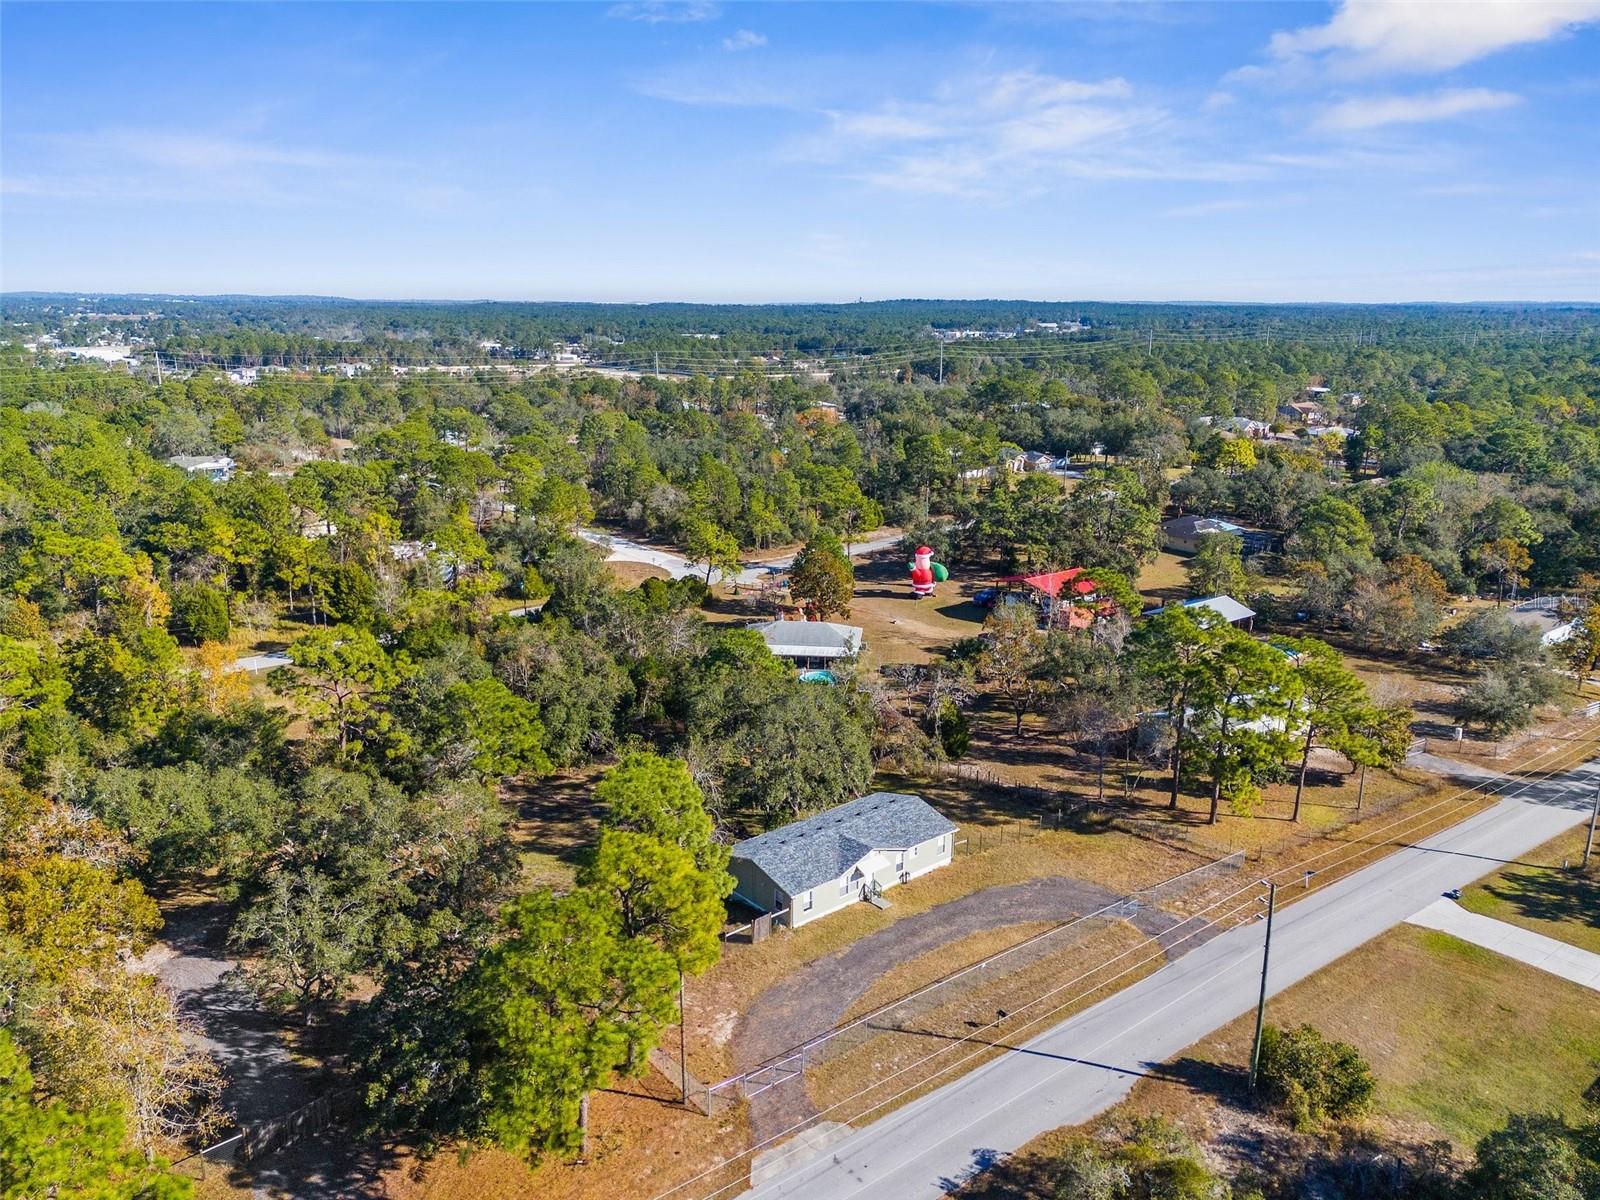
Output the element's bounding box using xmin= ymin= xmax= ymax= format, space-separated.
xmin=1146 ymin=326 xmax=1154 ymax=357
xmin=154 ymin=351 xmax=163 ymax=386
xmin=937 ymin=340 xmax=944 ymax=385
xmin=678 ymin=971 xmax=690 ymax=1106
xmin=1248 ymin=881 xmax=1278 ymax=1092
xmin=654 ymin=350 xmax=661 ymax=381
xmin=1584 ymin=775 xmax=1598 ymax=870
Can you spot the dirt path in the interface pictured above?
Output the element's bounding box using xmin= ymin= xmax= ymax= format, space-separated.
xmin=727 ymin=876 xmax=1212 ymax=1145
xmin=133 ymin=898 xmax=320 ymax=1130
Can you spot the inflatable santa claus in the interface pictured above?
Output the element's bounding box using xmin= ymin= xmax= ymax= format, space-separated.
xmin=907 ymin=545 xmax=949 ymax=598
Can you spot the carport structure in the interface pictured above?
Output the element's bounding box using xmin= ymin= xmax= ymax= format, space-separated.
xmin=991 ymin=568 xmax=1107 ymax=629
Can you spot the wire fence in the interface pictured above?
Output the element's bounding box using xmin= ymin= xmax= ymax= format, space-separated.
xmin=172 ymin=1086 xmax=359 ymax=1181
xmin=657 ymin=722 xmax=1600 ymax=1200
xmin=704 ymin=848 xmax=1245 ymax=1112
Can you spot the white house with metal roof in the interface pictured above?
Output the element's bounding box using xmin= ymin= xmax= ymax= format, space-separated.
xmin=166 ymin=454 xmax=236 ymax=482
xmin=729 ymin=792 xmax=957 ymax=928
xmin=749 ymin=619 xmax=863 ymax=668
xmin=1143 ymin=594 xmax=1256 ymax=630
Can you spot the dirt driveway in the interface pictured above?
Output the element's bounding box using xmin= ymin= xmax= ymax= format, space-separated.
xmin=727 ymin=875 xmax=1214 ymax=1145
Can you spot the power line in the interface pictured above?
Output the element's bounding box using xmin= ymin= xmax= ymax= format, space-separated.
xmin=651 ymin=731 xmax=1600 ymax=1200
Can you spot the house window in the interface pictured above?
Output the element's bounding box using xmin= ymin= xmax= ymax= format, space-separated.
xmin=896 ymin=853 xmax=905 ymax=874
xmin=839 ymin=875 xmax=850 ymax=897
xmin=803 ymin=890 xmax=814 ymax=912
xmin=938 ymin=835 xmax=947 ymax=854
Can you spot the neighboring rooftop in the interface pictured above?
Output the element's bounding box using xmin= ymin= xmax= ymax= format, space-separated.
xmin=751 ymin=619 xmax=863 ymax=660
xmin=1145 ymin=594 xmax=1257 ymax=625
xmin=1163 ymin=515 xmax=1244 ymax=538
xmin=166 ymin=454 xmax=235 ymax=474
xmin=1163 ymin=515 xmax=1275 ymax=554
xmin=730 ymin=792 xmax=958 ymax=896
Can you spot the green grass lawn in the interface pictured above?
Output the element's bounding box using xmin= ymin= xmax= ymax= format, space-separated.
xmin=1238 ymin=924 xmax=1600 ymax=1146
xmin=1459 ymin=826 xmax=1600 ymax=955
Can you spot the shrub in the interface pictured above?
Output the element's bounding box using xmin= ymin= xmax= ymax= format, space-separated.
xmin=1051 ymin=1118 xmax=1241 ymax=1200
xmin=1456 ymin=664 xmax=1561 ymax=738
xmin=934 ymin=700 xmax=971 ymax=759
xmin=1256 ymin=1023 xmax=1375 ymax=1129
xmin=169 ymin=584 xmax=230 ymax=645
xmin=1465 ymin=1112 xmax=1598 ymax=1200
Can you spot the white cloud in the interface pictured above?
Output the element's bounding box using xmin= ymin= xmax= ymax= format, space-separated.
xmin=53 ymin=129 xmax=375 ymax=172
xmin=774 ymin=69 xmax=1234 ymax=199
xmin=1317 ymin=87 xmax=1523 ymax=131
xmin=639 ymin=62 xmax=1204 ymax=197
xmin=722 ymin=29 xmax=766 ymax=52
xmin=607 ymin=1 xmax=718 ymax=24
xmin=1258 ymin=0 xmax=1600 ymax=76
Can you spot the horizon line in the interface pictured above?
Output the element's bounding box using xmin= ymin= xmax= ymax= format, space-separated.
xmin=4 ymin=290 xmax=1599 ymax=309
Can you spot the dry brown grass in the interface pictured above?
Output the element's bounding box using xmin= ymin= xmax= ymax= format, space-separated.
xmin=805 ymin=921 xmax=1162 ymax=1125
xmin=682 ymin=829 xmax=1200 ymax=1085
xmin=604 ymin=560 xmax=673 ymax=588
xmin=840 ymin=922 xmax=1059 ymax=1025
xmin=382 ymin=1071 xmax=750 ymax=1200
xmin=501 ymin=766 xmax=610 ymax=891
xmin=1135 ymin=552 xmax=1192 ymax=605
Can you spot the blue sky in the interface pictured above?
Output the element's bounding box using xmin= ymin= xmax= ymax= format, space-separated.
xmin=2 ymin=1 xmax=1597 ymax=302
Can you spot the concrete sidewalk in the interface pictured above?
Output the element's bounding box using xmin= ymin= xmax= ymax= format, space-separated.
xmin=736 ymin=757 xmax=1599 ymax=1200
xmin=1406 ymin=898 xmax=1600 ymax=991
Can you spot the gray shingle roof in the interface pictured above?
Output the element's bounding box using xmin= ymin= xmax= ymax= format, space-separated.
xmin=731 ymin=792 xmax=957 ymax=896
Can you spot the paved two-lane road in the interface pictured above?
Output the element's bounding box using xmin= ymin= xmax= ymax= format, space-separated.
xmin=739 ymin=756 xmax=1599 ymax=1199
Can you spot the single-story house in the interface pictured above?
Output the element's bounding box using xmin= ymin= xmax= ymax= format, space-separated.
xmin=1144 ymin=594 xmax=1256 ymax=630
xmin=167 ymin=454 xmax=236 ymax=482
xmin=1277 ymin=401 xmax=1328 ymax=426
xmin=1213 ymin=416 xmax=1271 ymax=438
xmin=1165 ymin=515 xmax=1256 ymax=555
xmin=1506 ymin=597 xmax=1584 ymax=647
xmin=729 ymin=792 xmax=958 ymax=928
xmin=1164 ymin=516 xmax=1275 ymax=557
xmin=751 ymin=619 xmax=863 ymax=668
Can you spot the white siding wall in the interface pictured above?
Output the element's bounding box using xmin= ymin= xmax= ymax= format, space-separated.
xmin=732 ymin=827 xmax=958 ymax=931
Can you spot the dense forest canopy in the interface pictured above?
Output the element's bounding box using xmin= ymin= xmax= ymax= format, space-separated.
xmin=1 ymin=298 xmax=1597 ymax=1189
xmin=6 ymin=291 xmax=1597 ymax=371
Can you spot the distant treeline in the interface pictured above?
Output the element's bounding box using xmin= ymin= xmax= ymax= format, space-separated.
xmin=5 ymin=292 xmax=1597 ymax=369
